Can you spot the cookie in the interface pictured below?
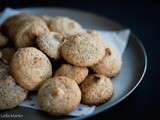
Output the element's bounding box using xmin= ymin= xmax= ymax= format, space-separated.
xmin=54 ymin=64 xmax=88 ymax=84
xmin=1 ymin=14 xmax=49 ymax=48
xmin=0 ymin=32 xmax=8 ymax=47
xmin=48 ymin=16 xmax=84 ymax=36
xmin=0 ymin=76 xmax=28 ymax=110
xmin=61 ymin=32 xmax=106 ymax=67
xmin=1 ymin=47 xmax=16 ymax=64
xmin=37 ymin=76 xmax=81 ymax=115
xmin=80 ymin=74 xmax=113 ymax=105
xmin=11 ymin=47 xmax=52 ymax=91
xmin=0 ymin=62 xmax=27 ymax=110
xmin=37 ymin=32 xmax=63 ymax=59
xmin=91 ymin=48 xmax=122 ymax=77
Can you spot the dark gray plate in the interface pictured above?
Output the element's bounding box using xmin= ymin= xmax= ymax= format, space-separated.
xmin=0 ymin=7 xmax=147 ymax=120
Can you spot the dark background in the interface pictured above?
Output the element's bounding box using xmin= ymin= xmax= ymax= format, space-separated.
xmin=0 ymin=0 xmax=159 ymax=120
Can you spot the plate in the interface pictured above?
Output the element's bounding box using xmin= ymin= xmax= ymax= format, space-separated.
xmin=0 ymin=7 xmax=147 ymax=120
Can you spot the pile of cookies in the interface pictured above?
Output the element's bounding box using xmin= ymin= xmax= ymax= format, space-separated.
xmin=0 ymin=14 xmax=122 ymax=116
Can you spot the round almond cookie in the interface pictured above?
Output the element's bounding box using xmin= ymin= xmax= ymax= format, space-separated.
xmin=60 ymin=32 xmax=106 ymax=67
xmin=37 ymin=32 xmax=63 ymax=59
xmin=0 ymin=33 xmax=8 ymax=47
xmin=54 ymin=64 xmax=88 ymax=84
xmin=11 ymin=47 xmax=52 ymax=91
xmin=37 ymin=76 xmax=81 ymax=115
xmin=80 ymin=74 xmax=113 ymax=105
xmin=91 ymin=48 xmax=122 ymax=77
xmin=0 ymin=76 xmax=28 ymax=110
xmin=0 ymin=62 xmax=27 ymax=110
xmin=1 ymin=14 xmax=49 ymax=48
xmin=48 ymin=16 xmax=84 ymax=36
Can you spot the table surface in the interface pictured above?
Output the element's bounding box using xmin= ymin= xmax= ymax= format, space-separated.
xmin=0 ymin=0 xmax=159 ymax=120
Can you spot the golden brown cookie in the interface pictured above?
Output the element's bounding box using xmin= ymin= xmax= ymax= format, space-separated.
xmin=60 ymin=32 xmax=106 ymax=67
xmin=37 ymin=32 xmax=63 ymax=59
xmin=11 ymin=47 xmax=52 ymax=91
xmin=0 ymin=32 xmax=8 ymax=47
xmin=48 ymin=16 xmax=84 ymax=36
xmin=80 ymin=74 xmax=113 ymax=105
xmin=0 ymin=76 xmax=28 ymax=110
xmin=37 ymin=76 xmax=81 ymax=115
xmin=54 ymin=64 xmax=88 ymax=84
xmin=1 ymin=14 xmax=49 ymax=48
xmin=91 ymin=48 xmax=122 ymax=77
xmin=1 ymin=47 xmax=16 ymax=64
xmin=0 ymin=62 xmax=27 ymax=110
